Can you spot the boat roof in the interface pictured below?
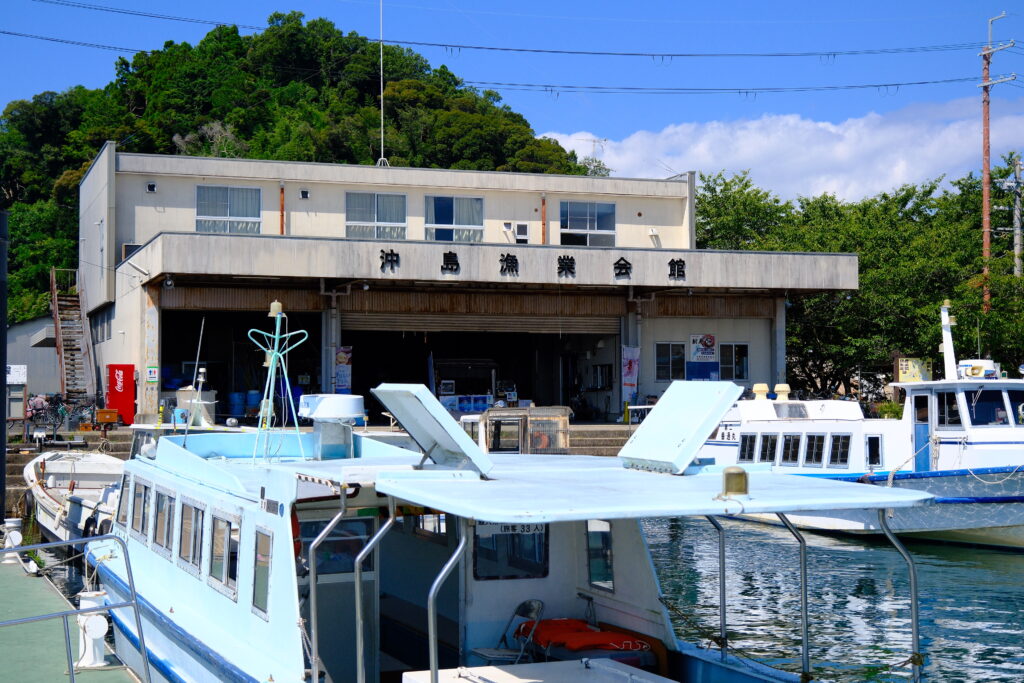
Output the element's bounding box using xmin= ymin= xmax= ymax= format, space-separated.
xmin=374 ymin=456 xmax=932 ymax=523
xmin=891 ymin=379 xmax=1024 ymax=390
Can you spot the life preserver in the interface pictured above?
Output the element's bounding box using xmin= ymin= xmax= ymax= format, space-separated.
xmin=531 ymin=432 xmax=551 ymax=450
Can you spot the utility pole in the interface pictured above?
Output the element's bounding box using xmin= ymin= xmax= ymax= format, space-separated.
xmin=1016 ymin=156 xmax=1022 ymax=277
xmin=980 ymin=11 xmax=1015 ymax=312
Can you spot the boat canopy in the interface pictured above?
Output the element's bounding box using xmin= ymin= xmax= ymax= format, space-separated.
xmin=374 ymin=457 xmax=932 ymax=523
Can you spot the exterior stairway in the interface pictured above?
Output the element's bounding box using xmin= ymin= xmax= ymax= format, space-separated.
xmin=50 ymin=268 xmax=96 ymax=405
xmin=567 ymin=424 xmax=632 ymax=457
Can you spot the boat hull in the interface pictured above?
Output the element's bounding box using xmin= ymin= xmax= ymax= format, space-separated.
xmin=744 ymin=467 xmax=1024 ymax=548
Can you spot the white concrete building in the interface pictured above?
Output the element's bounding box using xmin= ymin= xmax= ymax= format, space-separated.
xmin=78 ymin=141 xmax=856 ymax=421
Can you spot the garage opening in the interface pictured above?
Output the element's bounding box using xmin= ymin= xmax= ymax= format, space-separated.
xmin=160 ymin=310 xmax=322 ymax=422
xmin=340 ymin=330 xmax=620 ymax=423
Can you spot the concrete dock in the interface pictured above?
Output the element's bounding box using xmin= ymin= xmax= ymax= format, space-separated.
xmin=0 ymin=557 xmax=135 ymax=681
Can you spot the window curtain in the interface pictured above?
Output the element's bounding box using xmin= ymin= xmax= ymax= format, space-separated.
xmin=229 ymin=187 xmax=260 ymax=218
xmin=346 ymin=192 xmax=376 ymax=223
xmin=197 ymin=186 xmax=230 ymax=217
xmin=454 ymin=197 xmax=483 ymax=226
xmin=376 ymin=194 xmax=406 ymax=224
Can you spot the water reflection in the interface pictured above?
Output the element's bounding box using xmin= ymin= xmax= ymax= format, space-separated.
xmin=645 ymin=517 xmax=1024 ymax=682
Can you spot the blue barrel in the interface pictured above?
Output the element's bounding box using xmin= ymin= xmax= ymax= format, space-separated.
xmin=246 ymin=390 xmax=262 ymax=408
xmin=228 ymin=392 xmax=245 ymax=418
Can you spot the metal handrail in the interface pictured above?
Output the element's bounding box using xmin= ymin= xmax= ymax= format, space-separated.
xmin=49 ymin=268 xmax=67 ymax=397
xmin=877 ymin=509 xmax=923 ymax=682
xmin=307 ymin=490 xmax=347 ymax=683
xmin=0 ymin=534 xmax=152 ymax=683
xmin=428 ymin=518 xmax=468 ymax=683
xmin=777 ymin=513 xmax=811 ymax=680
xmin=354 ymin=498 xmax=397 ymax=683
xmin=704 ymin=515 xmax=729 ymax=661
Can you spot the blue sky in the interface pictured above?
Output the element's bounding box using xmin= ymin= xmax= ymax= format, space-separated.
xmin=4 ymin=1 xmax=1024 ymax=198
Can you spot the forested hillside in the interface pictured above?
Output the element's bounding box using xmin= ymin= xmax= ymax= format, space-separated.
xmin=0 ymin=11 xmax=592 ymax=321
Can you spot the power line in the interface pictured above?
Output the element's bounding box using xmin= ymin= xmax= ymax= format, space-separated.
xmin=0 ymin=29 xmax=143 ymax=53
xmin=26 ymin=0 xmax=994 ymax=60
xmin=465 ymin=76 xmax=979 ymax=95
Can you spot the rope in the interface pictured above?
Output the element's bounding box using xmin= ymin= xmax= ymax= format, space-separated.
xmin=953 ymin=435 xmax=1024 ymax=485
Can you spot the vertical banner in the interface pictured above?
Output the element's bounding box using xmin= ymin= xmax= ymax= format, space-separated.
xmin=335 ymin=346 xmax=353 ymax=394
xmin=622 ymin=345 xmax=640 ymax=404
xmin=686 ymin=334 xmax=720 ymax=381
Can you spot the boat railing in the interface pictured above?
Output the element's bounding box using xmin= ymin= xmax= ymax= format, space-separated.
xmin=0 ymin=534 xmax=152 ymax=683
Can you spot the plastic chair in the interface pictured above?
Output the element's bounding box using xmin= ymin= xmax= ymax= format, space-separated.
xmin=470 ymin=599 xmax=544 ymax=665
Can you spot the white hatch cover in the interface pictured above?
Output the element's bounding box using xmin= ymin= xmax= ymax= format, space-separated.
xmin=371 ymin=384 xmax=494 ymax=476
xmin=617 ymin=380 xmax=742 ymax=474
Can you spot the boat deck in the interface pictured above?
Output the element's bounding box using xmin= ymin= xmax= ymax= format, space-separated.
xmin=0 ymin=560 xmax=135 ymax=682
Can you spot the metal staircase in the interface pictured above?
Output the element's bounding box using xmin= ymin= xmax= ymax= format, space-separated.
xmin=49 ymin=268 xmax=96 ymax=404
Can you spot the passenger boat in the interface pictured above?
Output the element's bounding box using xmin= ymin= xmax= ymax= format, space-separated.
xmin=701 ymin=301 xmax=1024 ymax=548
xmin=85 ymin=307 xmax=933 ymax=683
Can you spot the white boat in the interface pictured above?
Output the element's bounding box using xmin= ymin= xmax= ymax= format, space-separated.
xmin=84 ymin=307 xmax=933 ymax=683
xmin=23 ymin=450 xmax=123 ymax=542
xmin=701 ymin=301 xmax=1024 ymax=548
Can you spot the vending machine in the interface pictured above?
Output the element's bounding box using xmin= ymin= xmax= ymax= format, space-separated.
xmin=105 ymin=364 xmax=135 ymax=426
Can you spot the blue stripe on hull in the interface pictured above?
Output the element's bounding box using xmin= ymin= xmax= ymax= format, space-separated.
xmin=88 ymin=550 xmax=259 ymax=683
xmin=794 ymin=464 xmax=1024 ymax=482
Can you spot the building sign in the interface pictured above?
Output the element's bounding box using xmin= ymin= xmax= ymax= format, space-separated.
xmin=335 ymin=346 xmax=353 ymax=393
xmin=476 ymin=522 xmax=545 ymax=537
xmin=897 ymin=358 xmax=932 ymax=382
xmin=622 ymin=345 xmax=640 ymax=403
xmin=668 ymin=258 xmax=686 ymax=279
xmin=6 ymin=365 xmax=26 ymax=384
xmin=557 ymin=255 xmax=576 ymax=277
xmin=613 ymin=257 xmax=632 ymax=278
xmin=441 ymin=251 xmax=460 ymax=273
xmin=686 ymin=334 xmax=719 ymax=381
xmin=499 ymin=253 xmax=519 ymax=275
xmin=146 ymin=366 xmax=159 ymax=384
xmin=380 ymin=249 xmax=400 ymax=272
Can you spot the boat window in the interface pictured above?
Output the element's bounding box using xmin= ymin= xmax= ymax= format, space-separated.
xmin=473 ymin=523 xmax=549 ymax=581
xmin=937 ymin=392 xmax=961 ymax=427
xmin=779 ymin=435 xmax=801 ymax=465
xmin=965 ymin=389 xmax=1010 ymax=426
xmin=115 ymin=474 xmax=131 ymax=526
xmin=130 ymin=480 xmax=151 ymax=538
xmin=774 ymin=404 xmax=807 ymax=419
xmin=803 ymin=434 xmax=826 ymax=466
xmin=586 ymin=520 xmax=614 ymax=592
xmin=1009 ymin=390 xmax=1024 ymax=425
xmin=210 ymin=514 xmax=241 ymax=593
xmin=414 ymin=513 xmax=448 ymax=545
xmin=866 ymin=435 xmax=883 ymax=468
xmin=153 ymin=490 xmax=176 ymax=552
xmin=178 ymin=502 xmax=204 ymax=570
xmin=758 ymin=434 xmax=779 ymax=464
xmin=253 ymin=529 xmax=272 ymax=618
xmin=299 ymin=517 xmax=374 ymax=574
xmin=130 ymin=429 xmax=159 ymax=459
xmin=828 ymin=434 xmax=852 ymax=467
xmin=489 ymin=419 xmax=523 ymax=452
xmin=737 ymin=434 xmax=757 ymax=462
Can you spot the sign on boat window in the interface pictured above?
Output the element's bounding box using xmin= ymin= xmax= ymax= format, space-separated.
xmin=586 ymin=520 xmax=614 ymax=592
xmin=737 ymin=434 xmax=757 ymax=462
xmin=780 ymin=435 xmax=801 ymax=466
xmin=828 ymin=434 xmax=852 ymax=467
xmin=966 ymin=389 xmax=1010 ymax=426
xmin=299 ymin=518 xmax=374 ymax=574
xmin=473 ymin=523 xmax=549 ymax=581
xmin=803 ymin=434 xmax=826 ymax=466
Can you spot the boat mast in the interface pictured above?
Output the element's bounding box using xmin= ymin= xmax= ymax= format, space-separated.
xmin=940 ymin=300 xmax=958 ymax=380
xmin=248 ymin=301 xmax=308 ymax=461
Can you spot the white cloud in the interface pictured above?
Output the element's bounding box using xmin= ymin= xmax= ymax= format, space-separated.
xmin=542 ymin=96 xmax=1024 ymax=200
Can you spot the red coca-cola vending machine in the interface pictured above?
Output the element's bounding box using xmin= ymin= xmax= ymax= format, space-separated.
xmin=106 ymin=364 xmax=135 ymax=426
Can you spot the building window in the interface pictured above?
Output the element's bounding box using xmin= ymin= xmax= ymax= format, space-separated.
xmin=586 ymin=520 xmax=614 ymax=592
xmin=560 ymin=201 xmax=615 ymax=247
xmin=210 ymin=513 xmax=241 ymax=595
xmin=90 ymin=305 xmax=114 ymax=344
xmin=425 ymin=196 xmax=484 ymax=242
xmin=803 ymin=434 xmax=826 ymax=466
xmin=253 ymin=529 xmax=272 ymax=618
xmin=866 ymin=435 xmax=883 ymax=468
xmin=474 ymin=523 xmax=549 ymax=581
xmin=346 ymin=192 xmax=407 ymax=240
xmin=780 ymin=434 xmax=801 ymax=465
xmin=178 ymin=502 xmax=205 ymax=570
xmin=828 ymin=434 xmax=852 ymax=467
xmin=758 ymin=434 xmax=779 ymax=464
xmin=737 ymin=434 xmax=757 ymax=462
xmin=720 ymin=343 xmax=749 ymax=381
xmin=153 ymin=490 xmax=176 ymax=553
xmin=655 ymin=342 xmax=686 ymax=381
xmin=196 ymin=186 xmax=261 ymax=234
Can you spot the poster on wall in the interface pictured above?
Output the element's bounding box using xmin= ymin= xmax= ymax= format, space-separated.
xmin=686 ymin=334 xmax=720 ymax=381
xmin=621 ymin=345 xmax=640 ymax=403
xmin=897 ymin=358 xmax=933 ymax=382
xmin=335 ymin=346 xmax=353 ymax=394
xmin=6 ymin=365 xmax=26 ymax=384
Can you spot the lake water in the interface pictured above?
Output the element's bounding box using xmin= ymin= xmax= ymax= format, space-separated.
xmin=645 ymin=517 xmax=1024 ymax=682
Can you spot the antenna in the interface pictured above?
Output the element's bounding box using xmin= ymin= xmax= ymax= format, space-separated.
xmin=376 ymin=0 xmax=389 ymax=167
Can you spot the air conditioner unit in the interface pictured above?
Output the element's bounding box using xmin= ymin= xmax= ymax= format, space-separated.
xmin=121 ymin=243 xmax=142 ymax=261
